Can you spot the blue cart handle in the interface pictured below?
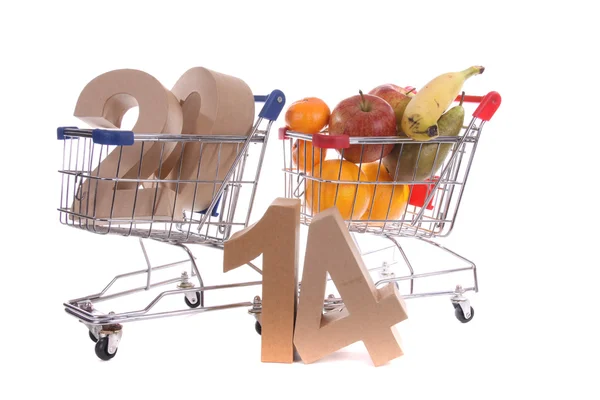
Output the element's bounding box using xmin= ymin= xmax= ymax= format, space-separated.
xmin=92 ymin=129 xmax=135 ymax=146
xmin=256 ymin=89 xmax=286 ymax=121
xmin=57 ymin=126 xmax=135 ymax=145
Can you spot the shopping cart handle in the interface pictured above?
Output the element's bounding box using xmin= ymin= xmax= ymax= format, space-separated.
xmin=257 ymin=90 xmax=286 ymax=122
xmin=92 ymin=128 xmax=135 ymax=146
xmin=57 ymin=126 xmax=79 ymax=140
xmin=57 ymin=126 xmax=135 ymax=146
xmin=472 ymin=91 xmax=501 ymax=121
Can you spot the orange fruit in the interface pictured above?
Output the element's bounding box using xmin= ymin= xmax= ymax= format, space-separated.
xmin=285 ymin=97 xmax=331 ymax=134
xmin=292 ymin=139 xmax=328 ymax=174
xmin=305 ymin=159 xmax=371 ymax=220
xmin=360 ymin=162 xmax=409 ymax=222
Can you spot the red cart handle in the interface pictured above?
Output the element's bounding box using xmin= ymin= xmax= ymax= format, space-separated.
xmin=471 ymin=91 xmax=501 ymax=121
xmin=314 ymin=133 xmax=348 ymax=149
xmin=452 ymin=91 xmax=501 ymax=121
xmin=453 ymin=94 xmax=484 ymax=103
xmin=278 ymin=127 xmax=349 ymax=149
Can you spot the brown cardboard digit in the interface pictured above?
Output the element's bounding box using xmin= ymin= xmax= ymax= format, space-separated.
xmin=162 ymin=67 xmax=255 ymax=214
xmin=71 ymin=187 xmax=179 ymax=222
xmin=72 ymin=69 xmax=183 ymax=219
xmin=223 ymin=198 xmax=300 ymax=363
xmin=294 ymin=207 xmax=408 ymax=367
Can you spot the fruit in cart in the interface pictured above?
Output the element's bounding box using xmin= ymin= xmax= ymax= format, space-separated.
xmin=359 ymin=162 xmax=410 ymax=223
xmin=401 ymin=66 xmax=484 ymax=141
xmin=368 ymin=84 xmax=416 ymax=131
xmin=292 ymin=139 xmax=327 ymax=174
xmin=285 ymin=97 xmax=331 ymax=134
xmin=383 ymin=93 xmax=466 ymax=182
xmin=328 ymin=91 xmax=396 ymax=163
xmin=305 ymin=159 xmax=371 ymax=220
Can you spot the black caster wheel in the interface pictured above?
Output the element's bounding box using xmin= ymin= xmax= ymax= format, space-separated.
xmin=94 ymin=337 xmax=118 ymax=361
xmin=184 ymin=292 xmax=201 ymax=308
xmin=89 ymin=331 xmax=98 ymax=343
xmin=454 ymin=304 xmax=475 ymax=323
xmin=255 ymin=321 xmax=262 ymax=335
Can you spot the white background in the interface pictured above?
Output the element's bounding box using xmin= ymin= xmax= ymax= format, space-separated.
xmin=1 ymin=0 xmax=598 ymax=399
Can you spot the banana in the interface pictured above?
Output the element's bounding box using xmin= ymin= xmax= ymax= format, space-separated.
xmin=383 ymin=94 xmax=466 ymax=182
xmin=400 ymin=66 xmax=484 ymax=141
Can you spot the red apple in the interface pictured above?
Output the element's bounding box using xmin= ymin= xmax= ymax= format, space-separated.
xmin=329 ymin=90 xmax=396 ymax=163
xmin=369 ymin=84 xmax=416 ymax=130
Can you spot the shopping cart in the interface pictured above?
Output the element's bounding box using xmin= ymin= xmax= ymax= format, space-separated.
xmin=57 ymin=90 xmax=286 ymax=360
xmin=280 ymin=91 xmax=501 ymax=324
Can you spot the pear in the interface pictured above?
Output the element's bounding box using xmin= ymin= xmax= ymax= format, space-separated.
xmin=382 ymin=95 xmax=465 ymax=182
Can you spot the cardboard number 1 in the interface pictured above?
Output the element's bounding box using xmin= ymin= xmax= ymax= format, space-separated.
xmin=223 ymin=199 xmax=407 ymax=366
xmin=223 ymin=198 xmax=300 ymax=363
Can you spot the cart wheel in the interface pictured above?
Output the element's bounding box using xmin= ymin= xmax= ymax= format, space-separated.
xmin=95 ymin=337 xmax=118 ymax=361
xmin=255 ymin=321 xmax=262 ymax=336
xmin=89 ymin=331 xmax=98 ymax=343
xmin=184 ymin=292 xmax=201 ymax=308
xmin=454 ymin=305 xmax=475 ymax=323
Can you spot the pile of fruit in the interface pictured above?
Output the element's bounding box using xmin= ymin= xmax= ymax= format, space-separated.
xmin=285 ymin=66 xmax=485 ymax=222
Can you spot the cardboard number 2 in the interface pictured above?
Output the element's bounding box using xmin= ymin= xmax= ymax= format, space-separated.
xmin=74 ymin=69 xmax=183 ymax=186
xmin=294 ymin=207 xmax=408 ymax=366
xmin=223 ymin=198 xmax=300 ymax=363
xmin=72 ymin=69 xmax=183 ymax=220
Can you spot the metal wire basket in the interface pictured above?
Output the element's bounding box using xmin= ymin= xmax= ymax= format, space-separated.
xmin=58 ymin=93 xmax=284 ymax=246
xmin=281 ymin=92 xmax=501 ymax=238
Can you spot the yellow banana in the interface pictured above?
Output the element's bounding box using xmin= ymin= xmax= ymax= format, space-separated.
xmin=401 ymin=66 xmax=484 ymax=141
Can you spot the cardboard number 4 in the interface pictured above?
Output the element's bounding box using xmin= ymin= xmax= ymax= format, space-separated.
xmin=294 ymin=207 xmax=408 ymax=367
xmin=223 ymin=198 xmax=300 ymax=363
